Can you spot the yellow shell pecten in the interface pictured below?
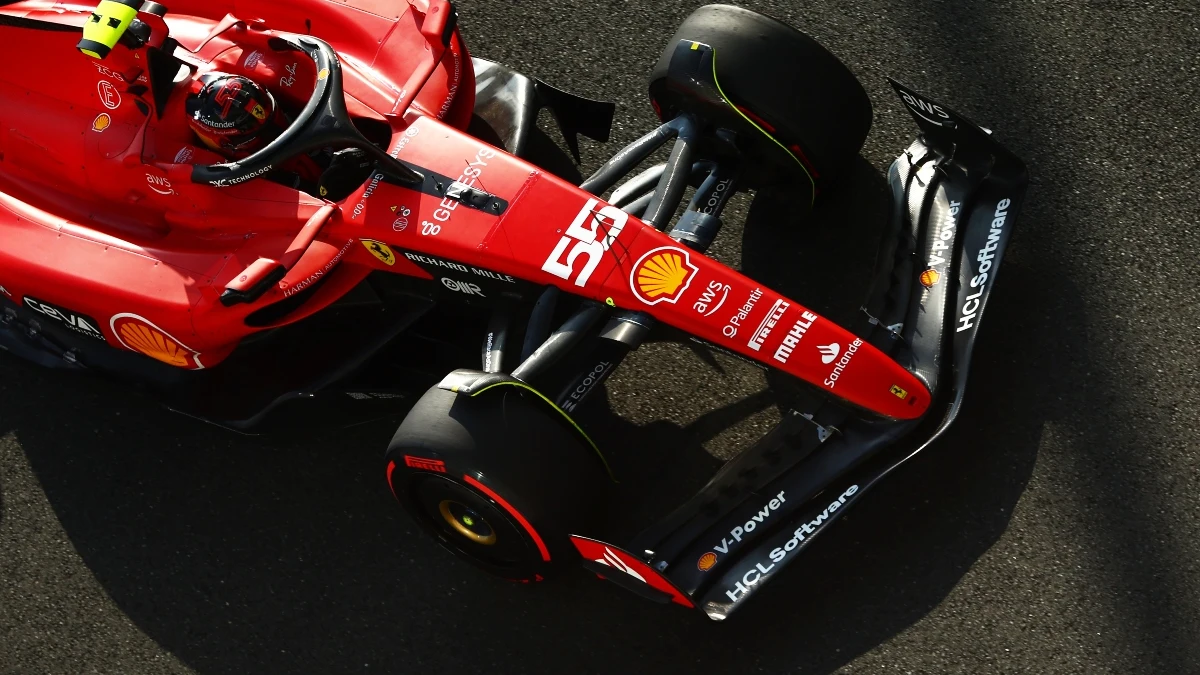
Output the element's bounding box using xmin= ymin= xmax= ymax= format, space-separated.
xmin=119 ymin=322 xmax=189 ymax=367
xmin=636 ymin=251 xmax=689 ymax=298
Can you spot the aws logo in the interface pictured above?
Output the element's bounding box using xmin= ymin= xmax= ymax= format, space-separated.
xmin=900 ymin=90 xmax=952 ymax=126
xmin=630 ymin=246 xmax=697 ymax=306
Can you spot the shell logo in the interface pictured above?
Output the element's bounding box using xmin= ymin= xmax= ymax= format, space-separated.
xmin=919 ymin=268 xmax=940 ymax=288
xmin=629 ymin=246 xmax=698 ymax=305
xmin=91 ymin=113 xmax=111 ymax=133
xmin=110 ymin=314 xmax=204 ymax=370
xmin=697 ymin=552 xmax=718 ymax=572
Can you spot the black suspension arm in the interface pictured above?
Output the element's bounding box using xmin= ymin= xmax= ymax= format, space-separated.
xmin=642 ymin=116 xmax=699 ymax=230
xmin=510 ymin=302 xmax=607 ymax=383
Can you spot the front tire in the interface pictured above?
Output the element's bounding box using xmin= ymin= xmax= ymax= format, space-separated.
xmin=385 ymin=384 xmax=607 ymax=582
xmin=649 ymin=4 xmax=873 ymax=192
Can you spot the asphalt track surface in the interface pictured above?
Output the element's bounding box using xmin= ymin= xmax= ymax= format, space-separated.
xmin=2 ymin=1 xmax=1199 ymax=673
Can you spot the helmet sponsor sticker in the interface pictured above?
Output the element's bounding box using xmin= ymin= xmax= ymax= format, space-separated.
xmin=110 ymin=314 xmax=203 ymax=369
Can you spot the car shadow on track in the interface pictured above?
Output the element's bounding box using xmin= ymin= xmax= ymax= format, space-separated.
xmin=0 ymin=152 xmax=1051 ymax=673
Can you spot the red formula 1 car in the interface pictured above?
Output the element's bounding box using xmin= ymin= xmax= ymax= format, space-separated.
xmin=0 ymin=1 xmax=1027 ymax=619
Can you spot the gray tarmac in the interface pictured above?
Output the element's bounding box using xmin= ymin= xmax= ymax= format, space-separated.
xmin=2 ymin=1 xmax=1199 ymax=673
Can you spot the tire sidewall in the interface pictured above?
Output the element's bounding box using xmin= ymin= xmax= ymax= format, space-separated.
xmin=385 ymin=385 xmax=607 ymax=581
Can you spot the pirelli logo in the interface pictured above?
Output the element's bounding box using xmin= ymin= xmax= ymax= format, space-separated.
xmin=748 ymin=299 xmax=789 ymax=351
xmin=404 ymin=455 xmax=447 ymax=473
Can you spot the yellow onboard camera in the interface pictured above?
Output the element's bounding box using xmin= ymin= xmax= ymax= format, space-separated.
xmin=77 ymin=0 xmax=145 ymax=59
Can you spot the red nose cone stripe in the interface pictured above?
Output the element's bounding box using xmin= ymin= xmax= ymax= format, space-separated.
xmin=464 ymin=474 xmax=551 ymax=562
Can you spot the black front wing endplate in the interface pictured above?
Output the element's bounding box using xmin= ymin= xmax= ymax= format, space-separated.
xmin=602 ymin=81 xmax=1029 ymax=620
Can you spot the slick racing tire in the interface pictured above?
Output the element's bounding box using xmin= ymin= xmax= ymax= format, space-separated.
xmin=649 ymin=4 xmax=872 ymax=192
xmin=385 ymin=384 xmax=607 ymax=582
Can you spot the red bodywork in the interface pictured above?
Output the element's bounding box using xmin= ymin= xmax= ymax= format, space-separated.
xmin=0 ymin=0 xmax=930 ymax=420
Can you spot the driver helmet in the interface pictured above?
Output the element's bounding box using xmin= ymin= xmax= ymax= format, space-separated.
xmin=186 ymin=72 xmax=278 ymax=154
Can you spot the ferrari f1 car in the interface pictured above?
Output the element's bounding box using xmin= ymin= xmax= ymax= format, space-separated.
xmin=0 ymin=1 xmax=1027 ymax=619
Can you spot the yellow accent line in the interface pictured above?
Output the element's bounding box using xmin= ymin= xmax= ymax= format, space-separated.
xmin=690 ymin=41 xmax=700 ymax=50
xmin=709 ymin=49 xmax=816 ymax=205
xmin=470 ymin=381 xmax=616 ymax=481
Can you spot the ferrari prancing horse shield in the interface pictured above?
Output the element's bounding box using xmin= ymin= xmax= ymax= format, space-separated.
xmin=362 ymin=239 xmax=396 ymax=266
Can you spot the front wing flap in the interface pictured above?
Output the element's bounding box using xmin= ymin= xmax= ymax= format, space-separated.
xmin=655 ymin=82 xmax=1029 ymax=620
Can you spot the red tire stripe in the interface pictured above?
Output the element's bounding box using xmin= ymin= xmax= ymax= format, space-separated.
xmin=736 ymin=105 xmax=777 ymax=133
xmin=386 ymin=460 xmax=398 ymax=500
xmin=463 ymin=474 xmax=551 ymax=562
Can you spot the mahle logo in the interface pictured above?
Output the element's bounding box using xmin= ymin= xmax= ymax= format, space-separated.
xmin=630 ymin=246 xmax=697 ymax=305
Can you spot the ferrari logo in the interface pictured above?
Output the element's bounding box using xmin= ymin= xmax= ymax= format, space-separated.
xmin=890 ymin=384 xmax=909 ymax=400
xmin=362 ymin=239 xmax=395 ymax=266
xmin=250 ymin=103 xmax=267 ymax=120
xmin=629 ymin=246 xmax=697 ymax=305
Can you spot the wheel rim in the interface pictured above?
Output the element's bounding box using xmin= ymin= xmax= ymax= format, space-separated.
xmin=409 ymin=474 xmax=534 ymax=567
xmin=438 ymin=499 xmax=498 ymax=545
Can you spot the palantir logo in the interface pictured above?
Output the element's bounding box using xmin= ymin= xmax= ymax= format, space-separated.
xmin=818 ymin=343 xmax=841 ymax=364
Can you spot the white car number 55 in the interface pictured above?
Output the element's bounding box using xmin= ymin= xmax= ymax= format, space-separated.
xmin=541 ymin=198 xmax=628 ymax=287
